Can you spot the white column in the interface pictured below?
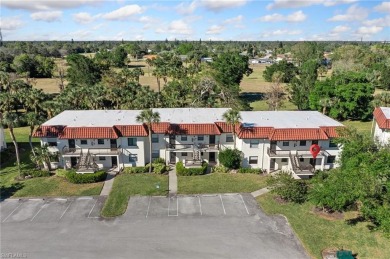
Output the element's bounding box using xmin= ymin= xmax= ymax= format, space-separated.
xmin=321 ymin=156 xmax=325 ymax=171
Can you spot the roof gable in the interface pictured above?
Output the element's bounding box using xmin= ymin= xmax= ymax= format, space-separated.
xmin=374 ymin=107 xmax=390 ymax=129
xmin=59 ymin=127 xmax=119 ymax=139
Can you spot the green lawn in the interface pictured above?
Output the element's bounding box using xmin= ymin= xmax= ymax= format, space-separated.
xmin=178 ymin=173 xmax=269 ymax=194
xmin=1 ymin=126 xmax=103 ymax=198
xmin=250 ymin=100 xmax=297 ymax=111
xmin=257 ymin=193 xmax=390 ymax=259
xmin=101 ymin=173 xmax=168 ymax=217
xmin=342 ymin=120 xmax=373 ymax=135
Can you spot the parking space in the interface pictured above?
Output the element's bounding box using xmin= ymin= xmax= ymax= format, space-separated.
xmin=122 ymin=193 xmax=254 ymax=220
xmin=0 ymin=196 xmax=104 ymax=224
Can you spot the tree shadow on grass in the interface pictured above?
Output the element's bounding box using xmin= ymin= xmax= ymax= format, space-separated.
xmin=240 ymin=92 xmax=265 ymax=103
xmin=0 ymin=182 xmax=24 ymax=201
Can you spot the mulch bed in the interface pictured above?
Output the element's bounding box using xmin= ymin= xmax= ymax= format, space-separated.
xmin=313 ymin=207 xmax=344 ymax=220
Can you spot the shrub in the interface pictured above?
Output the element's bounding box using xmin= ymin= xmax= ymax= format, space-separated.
xmin=218 ymin=148 xmax=241 ymax=169
xmin=238 ymin=168 xmax=264 ymax=174
xmin=56 ymin=169 xmax=69 ymax=178
xmin=124 ymin=166 xmax=148 ymax=174
xmin=267 ymin=172 xmax=308 ymax=203
xmin=65 ymin=170 xmax=107 ymax=184
xmin=28 ymin=169 xmax=50 ymax=178
xmin=211 ymin=165 xmax=229 ymax=174
xmin=153 ymin=158 xmax=166 ymax=164
xmin=153 ymin=163 xmax=168 ymax=174
xmin=176 ymin=162 xmax=208 ymax=176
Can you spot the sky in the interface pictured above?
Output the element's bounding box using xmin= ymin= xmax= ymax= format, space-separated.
xmin=0 ymin=0 xmax=389 ymax=41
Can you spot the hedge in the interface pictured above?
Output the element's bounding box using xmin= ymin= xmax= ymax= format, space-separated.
xmin=124 ymin=166 xmax=148 ymax=174
xmin=238 ymin=168 xmax=264 ymax=174
xmin=176 ymin=161 xmax=208 ymax=176
xmin=218 ymin=148 xmax=242 ymax=169
xmin=65 ymin=170 xmax=107 ymax=184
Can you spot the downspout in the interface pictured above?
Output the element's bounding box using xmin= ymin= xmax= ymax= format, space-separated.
xmin=261 ymin=139 xmax=265 ymax=169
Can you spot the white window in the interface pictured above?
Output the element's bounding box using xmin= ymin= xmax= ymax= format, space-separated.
xmin=128 ymin=138 xmax=137 ymax=147
xmin=152 ymin=151 xmax=160 ymax=159
xmin=97 ymin=139 xmax=104 ymax=145
xmin=99 ymin=157 xmax=106 ymax=161
xmin=198 ymin=135 xmax=204 ymax=141
xmin=129 ymin=154 xmax=138 ymax=162
xmin=48 ymin=141 xmax=57 ymax=147
xmin=282 ymin=141 xmax=289 ymax=147
xmin=299 ymin=140 xmax=306 ymax=146
xmin=250 ymin=140 xmax=260 ymax=148
xmin=80 ymin=140 xmax=87 ymax=145
xmin=281 ymin=158 xmax=288 ymax=163
xmin=249 ymin=156 xmax=258 ymax=164
xmin=182 ymin=152 xmax=187 ymax=157
xmin=181 ymin=136 xmax=187 ymax=141
xmin=152 ymin=134 xmax=159 ymax=143
xmin=226 ymin=134 xmax=234 ymax=142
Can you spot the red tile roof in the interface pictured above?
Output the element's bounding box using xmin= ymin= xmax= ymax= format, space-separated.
xmin=269 ymin=128 xmax=329 ymax=141
xmin=374 ymin=107 xmax=390 ymax=129
xmin=215 ymin=122 xmax=234 ymax=133
xmin=59 ymin=127 xmax=119 ymax=139
xmin=237 ymin=126 xmax=273 ymax=139
xmin=320 ymin=126 xmax=343 ymax=138
xmin=33 ymin=126 xmax=66 ymax=138
xmin=168 ymin=124 xmax=222 ymax=135
xmin=150 ymin=122 xmax=171 ymax=134
xmin=114 ymin=125 xmax=148 ymax=137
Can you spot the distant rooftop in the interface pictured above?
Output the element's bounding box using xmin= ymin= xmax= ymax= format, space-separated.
xmin=154 ymin=108 xmax=228 ymax=124
xmin=381 ymin=107 xmax=390 ymax=119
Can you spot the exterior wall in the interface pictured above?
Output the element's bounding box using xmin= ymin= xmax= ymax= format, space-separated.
xmin=374 ymin=121 xmax=390 ymax=145
xmin=119 ymin=136 xmax=147 ymax=167
xmin=238 ymin=138 xmax=269 ymax=168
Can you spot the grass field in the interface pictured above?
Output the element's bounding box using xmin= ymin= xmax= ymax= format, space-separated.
xmin=101 ymin=173 xmax=168 ymax=217
xmin=342 ymin=120 xmax=373 ymax=135
xmin=1 ymin=127 xmax=102 ymax=198
xmin=178 ymin=173 xmax=269 ymax=194
xmin=257 ymin=193 xmax=390 ymax=259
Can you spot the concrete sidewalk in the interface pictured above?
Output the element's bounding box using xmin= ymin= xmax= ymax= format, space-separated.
xmin=100 ymin=170 xmax=117 ymax=196
xmin=251 ymin=187 xmax=270 ymax=198
xmin=168 ymin=167 xmax=177 ymax=196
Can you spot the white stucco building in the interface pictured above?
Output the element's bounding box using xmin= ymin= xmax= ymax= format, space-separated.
xmin=0 ymin=125 xmax=7 ymax=151
xmin=373 ymin=107 xmax=390 ymax=146
xmin=34 ymin=108 xmax=343 ymax=179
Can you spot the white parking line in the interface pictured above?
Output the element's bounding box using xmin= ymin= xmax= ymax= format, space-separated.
xmin=2 ymin=202 xmax=22 ymax=223
xmin=145 ymin=196 xmax=151 ymax=218
xmin=219 ymin=195 xmax=226 ymax=215
xmin=59 ymin=200 xmax=73 ymax=220
xmin=198 ymin=196 xmax=203 ymax=216
xmin=78 ymin=197 xmax=93 ymax=200
xmin=87 ymin=199 xmax=98 ymax=218
xmin=31 ymin=203 xmax=48 ymax=222
xmin=239 ymin=194 xmax=250 ymax=215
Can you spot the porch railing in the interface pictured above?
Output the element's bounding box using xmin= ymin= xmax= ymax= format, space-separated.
xmin=166 ymin=143 xmax=220 ymax=151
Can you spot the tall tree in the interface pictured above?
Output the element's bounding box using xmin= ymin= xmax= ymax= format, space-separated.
xmin=222 ymin=109 xmax=241 ymax=149
xmin=25 ymin=112 xmax=41 ymax=158
xmin=136 ymin=109 xmax=160 ymax=173
xmin=1 ymin=112 xmax=22 ymax=177
xmin=66 ymin=54 xmax=102 ymax=85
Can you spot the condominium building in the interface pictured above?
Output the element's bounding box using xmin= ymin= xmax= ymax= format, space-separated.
xmin=33 ymin=108 xmax=343 ymax=179
xmin=373 ymin=107 xmax=390 ymax=146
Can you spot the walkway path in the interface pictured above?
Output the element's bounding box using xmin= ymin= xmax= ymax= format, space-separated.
xmin=169 ymin=167 xmax=178 ymax=196
xmin=251 ymin=187 xmax=270 ymax=198
xmin=100 ymin=170 xmax=117 ymax=196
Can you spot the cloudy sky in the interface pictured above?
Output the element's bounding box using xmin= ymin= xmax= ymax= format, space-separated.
xmin=0 ymin=0 xmax=389 ymax=41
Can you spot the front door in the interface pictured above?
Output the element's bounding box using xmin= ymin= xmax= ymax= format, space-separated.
xmin=209 ymin=135 xmax=216 ymax=147
xmin=170 ymin=152 xmax=176 ymax=164
xmin=111 ymin=156 xmax=118 ymax=167
xmin=270 ymin=159 xmax=275 ymax=170
xmin=70 ymin=157 xmax=77 ymax=168
xmin=209 ymin=152 xmax=216 ymax=162
xmin=169 ymin=135 xmax=175 ymax=148
xmin=110 ymin=139 xmax=117 ymax=150
xmin=68 ymin=139 xmax=75 ymax=148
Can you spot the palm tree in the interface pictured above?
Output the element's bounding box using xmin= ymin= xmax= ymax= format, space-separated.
xmin=31 ymin=144 xmax=54 ymax=171
xmin=1 ymin=112 xmax=22 ymax=177
xmin=222 ymin=109 xmax=241 ymax=149
xmin=25 ymin=112 xmax=41 ymax=158
xmin=136 ymin=109 xmax=160 ymax=173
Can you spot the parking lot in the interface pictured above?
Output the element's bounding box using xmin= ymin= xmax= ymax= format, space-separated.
xmin=1 ymin=194 xmax=309 ymax=259
xmin=0 ymin=196 xmax=104 ymax=224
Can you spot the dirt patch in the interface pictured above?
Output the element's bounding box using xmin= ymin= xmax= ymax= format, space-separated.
xmin=273 ymin=196 xmax=288 ymax=205
xmin=313 ymin=207 xmax=344 ymax=220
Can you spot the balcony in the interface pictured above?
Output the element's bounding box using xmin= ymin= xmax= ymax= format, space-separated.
xmin=267 ymin=148 xmax=291 ymax=157
xmin=267 ymin=148 xmax=327 ymax=158
xmin=62 ymin=147 xmax=120 ymax=156
xmin=166 ymin=143 xmax=219 ymax=152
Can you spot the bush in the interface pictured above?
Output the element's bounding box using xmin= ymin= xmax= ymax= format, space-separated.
xmin=124 ymin=166 xmax=148 ymax=174
xmin=65 ymin=170 xmax=107 ymax=184
xmin=267 ymin=172 xmax=308 ymax=203
xmin=153 ymin=158 xmax=166 ymax=164
xmin=218 ymin=148 xmax=242 ymax=169
xmin=238 ymin=168 xmax=264 ymax=174
xmin=153 ymin=163 xmax=168 ymax=174
xmin=176 ymin=161 xmax=208 ymax=176
xmin=28 ymin=169 xmax=50 ymax=178
xmin=211 ymin=165 xmax=229 ymax=174
xmin=56 ymin=169 xmax=69 ymax=178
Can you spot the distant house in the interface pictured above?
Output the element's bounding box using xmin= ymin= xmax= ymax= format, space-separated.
xmin=201 ymin=57 xmax=213 ymax=63
xmin=373 ymin=107 xmax=390 ymax=145
xmin=250 ymin=59 xmax=259 ymax=64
